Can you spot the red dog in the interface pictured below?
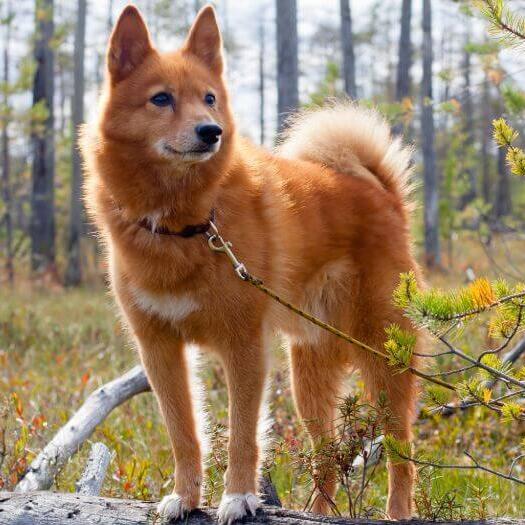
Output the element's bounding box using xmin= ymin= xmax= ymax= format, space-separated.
xmin=82 ymin=5 xmax=422 ymax=523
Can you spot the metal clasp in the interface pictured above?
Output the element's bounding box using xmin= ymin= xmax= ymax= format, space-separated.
xmin=206 ymin=221 xmax=248 ymax=280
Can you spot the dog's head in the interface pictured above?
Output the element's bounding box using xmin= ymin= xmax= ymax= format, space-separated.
xmin=101 ymin=4 xmax=233 ymax=169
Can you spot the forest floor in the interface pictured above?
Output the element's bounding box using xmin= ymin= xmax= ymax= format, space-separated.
xmin=1 ymin=233 xmax=525 ymax=519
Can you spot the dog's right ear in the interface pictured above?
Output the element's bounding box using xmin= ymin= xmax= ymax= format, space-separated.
xmin=107 ymin=5 xmax=153 ymax=83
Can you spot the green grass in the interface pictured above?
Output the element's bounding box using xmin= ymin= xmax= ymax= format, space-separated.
xmin=1 ymin=234 xmax=525 ymax=517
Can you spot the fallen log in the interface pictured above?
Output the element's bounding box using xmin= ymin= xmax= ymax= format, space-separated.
xmin=0 ymin=492 xmax=523 ymax=525
xmin=15 ymin=366 xmax=150 ymax=493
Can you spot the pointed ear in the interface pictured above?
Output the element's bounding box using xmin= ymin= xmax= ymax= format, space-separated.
xmin=183 ymin=5 xmax=223 ymax=75
xmin=107 ymin=5 xmax=153 ymax=83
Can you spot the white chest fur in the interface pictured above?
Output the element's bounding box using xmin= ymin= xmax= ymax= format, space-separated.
xmin=130 ymin=285 xmax=199 ymax=324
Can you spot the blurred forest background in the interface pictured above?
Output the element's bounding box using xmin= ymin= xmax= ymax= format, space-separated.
xmin=1 ymin=0 xmax=525 ymax=283
xmin=2 ymin=0 xmax=525 ymax=520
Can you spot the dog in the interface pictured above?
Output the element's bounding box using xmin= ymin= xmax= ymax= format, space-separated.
xmin=82 ymin=4 xmax=423 ymax=523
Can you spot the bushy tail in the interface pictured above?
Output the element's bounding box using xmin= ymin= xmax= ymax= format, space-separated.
xmin=277 ymin=101 xmax=414 ymax=211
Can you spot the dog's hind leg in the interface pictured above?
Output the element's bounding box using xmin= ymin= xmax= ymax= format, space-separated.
xmin=363 ymin=359 xmax=417 ymax=520
xmin=289 ymin=340 xmax=346 ymax=515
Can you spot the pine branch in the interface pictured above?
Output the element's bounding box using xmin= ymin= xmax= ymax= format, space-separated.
xmin=479 ymin=0 xmax=525 ymax=48
xmin=384 ymin=436 xmax=525 ymax=486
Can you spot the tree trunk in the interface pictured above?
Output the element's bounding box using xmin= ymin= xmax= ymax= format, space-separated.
xmin=64 ymin=0 xmax=86 ymax=287
xmin=3 ymin=492 xmax=523 ymax=525
xmin=494 ymin=144 xmax=512 ymax=218
xmin=421 ymin=0 xmax=440 ymax=268
xmin=481 ymin=74 xmax=492 ymax=204
xmin=339 ymin=0 xmax=356 ymax=99
xmin=459 ymin=28 xmax=476 ymax=208
xmin=30 ymin=0 xmax=55 ymax=275
xmin=1 ymin=1 xmax=13 ymax=285
xmin=259 ymin=15 xmax=265 ymax=145
xmin=276 ymin=0 xmax=298 ymax=134
xmin=396 ymin=0 xmax=412 ymax=102
xmin=393 ymin=0 xmax=412 ymax=136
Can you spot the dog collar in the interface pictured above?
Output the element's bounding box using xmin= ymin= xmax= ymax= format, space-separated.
xmin=137 ymin=208 xmax=215 ymax=238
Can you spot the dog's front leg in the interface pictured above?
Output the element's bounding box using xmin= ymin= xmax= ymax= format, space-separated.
xmin=217 ymin=338 xmax=267 ymax=525
xmin=130 ymin=319 xmax=203 ymax=522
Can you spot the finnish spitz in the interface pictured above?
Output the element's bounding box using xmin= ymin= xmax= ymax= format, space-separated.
xmin=82 ymin=4 xmax=423 ymax=523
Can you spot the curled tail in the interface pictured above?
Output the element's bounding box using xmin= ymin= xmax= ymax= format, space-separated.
xmin=277 ymin=101 xmax=414 ymax=213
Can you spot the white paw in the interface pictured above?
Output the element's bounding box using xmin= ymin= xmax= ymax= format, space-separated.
xmin=157 ymin=493 xmax=194 ymax=522
xmin=217 ymin=493 xmax=260 ymax=525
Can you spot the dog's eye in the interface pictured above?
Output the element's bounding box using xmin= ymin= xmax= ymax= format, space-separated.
xmin=150 ymin=92 xmax=173 ymax=107
xmin=204 ymin=93 xmax=216 ymax=106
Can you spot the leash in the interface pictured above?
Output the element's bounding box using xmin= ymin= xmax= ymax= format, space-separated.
xmin=205 ymin=220 xmax=455 ymax=392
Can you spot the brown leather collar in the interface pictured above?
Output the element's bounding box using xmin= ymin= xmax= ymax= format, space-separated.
xmin=137 ymin=208 xmax=215 ymax=238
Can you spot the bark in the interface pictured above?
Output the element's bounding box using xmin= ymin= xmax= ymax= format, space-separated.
xmin=30 ymin=0 xmax=55 ymax=274
xmin=64 ymin=0 xmax=86 ymax=286
xmin=339 ymin=0 xmax=356 ymax=99
xmin=1 ymin=492 xmax=523 ymax=525
xmin=421 ymin=0 xmax=440 ymax=267
xmin=1 ymin=1 xmax=13 ymax=285
xmin=15 ymin=367 xmax=150 ymax=493
xmin=276 ymin=0 xmax=298 ymax=133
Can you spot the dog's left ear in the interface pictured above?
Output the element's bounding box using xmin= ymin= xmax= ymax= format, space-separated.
xmin=183 ymin=5 xmax=223 ymax=75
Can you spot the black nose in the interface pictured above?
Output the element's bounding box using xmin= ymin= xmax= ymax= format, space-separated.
xmin=195 ymin=123 xmax=223 ymax=145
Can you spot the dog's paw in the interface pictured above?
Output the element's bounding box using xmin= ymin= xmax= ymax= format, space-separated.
xmin=217 ymin=493 xmax=260 ymax=525
xmin=386 ymin=504 xmax=412 ymax=521
xmin=157 ymin=493 xmax=195 ymax=522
